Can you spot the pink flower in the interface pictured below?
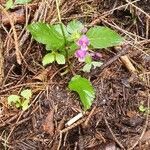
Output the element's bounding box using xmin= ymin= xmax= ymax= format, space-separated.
xmin=75 ymin=49 xmax=87 ymax=62
xmin=77 ymin=35 xmax=90 ymax=49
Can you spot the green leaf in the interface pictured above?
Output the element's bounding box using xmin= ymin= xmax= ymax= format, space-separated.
xmin=69 ymin=31 xmax=81 ymax=41
xmin=42 ymin=53 xmax=55 ymax=66
xmin=92 ymin=61 xmax=103 ymax=69
xmin=87 ymin=26 xmax=124 ymax=49
xmin=139 ymin=105 xmax=146 ymax=112
xmin=55 ymin=53 xmax=65 ymax=64
xmin=15 ymin=0 xmax=32 ymax=4
xmin=68 ymin=43 xmax=78 ymax=57
xmin=20 ymin=89 xmax=32 ymax=100
xmin=68 ymin=75 xmax=95 ymax=110
xmin=67 ymin=20 xmax=84 ymax=34
xmin=8 ymin=95 xmax=20 ymax=105
xmin=82 ymin=64 xmax=92 ymax=72
xmin=15 ymin=103 xmax=21 ymax=108
xmin=27 ymin=22 xmax=65 ymax=50
xmin=21 ymin=100 xmax=29 ymax=111
xmin=53 ymin=24 xmax=69 ymax=38
xmin=85 ymin=55 xmax=92 ymax=64
xmin=5 ymin=0 xmax=14 ymax=9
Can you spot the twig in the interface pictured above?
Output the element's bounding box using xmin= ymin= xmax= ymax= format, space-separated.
xmin=84 ymin=106 xmax=96 ymax=126
xmin=89 ymin=0 xmax=140 ymax=26
xmin=65 ymin=112 xmax=83 ymax=126
xmin=115 ymin=46 xmax=137 ymax=74
xmin=91 ymin=46 xmax=128 ymax=76
xmin=60 ymin=117 xmax=87 ymax=134
xmin=103 ymin=115 xmax=125 ymax=149
xmin=0 ymin=5 xmax=21 ymax=64
xmin=126 ymin=0 xmax=150 ymax=20
xmin=6 ymin=111 xmax=24 ymax=141
xmin=19 ymin=2 xmax=47 ymax=47
xmin=0 ymin=82 xmax=50 ymax=94
xmin=128 ymin=81 xmax=149 ymax=149
xmin=57 ymin=132 xmax=62 ymax=150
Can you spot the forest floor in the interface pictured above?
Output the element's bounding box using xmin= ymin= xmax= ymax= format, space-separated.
xmin=0 ymin=0 xmax=150 ymax=149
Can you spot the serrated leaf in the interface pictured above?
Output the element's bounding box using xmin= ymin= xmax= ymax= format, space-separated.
xmin=55 ymin=53 xmax=65 ymax=64
xmin=5 ymin=0 xmax=14 ymax=9
xmin=8 ymin=95 xmax=20 ymax=105
xmin=68 ymin=75 xmax=95 ymax=110
xmin=92 ymin=61 xmax=103 ymax=69
xmin=53 ymin=24 xmax=69 ymax=38
xmin=20 ymin=89 xmax=32 ymax=100
xmin=82 ymin=64 xmax=92 ymax=72
xmin=67 ymin=20 xmax=84 ymax=34
xmin=15 ymin=0 xmax=31 ymax=4
xmin=27 ymin=22 xmax=65 ymax=50
xmin=42 ymin=53 xmax=55 ymax=66
xmin=21 ymin=99 xmax=29 ymax=111
xmin=87 ymin=26 xmax=124 ymax=49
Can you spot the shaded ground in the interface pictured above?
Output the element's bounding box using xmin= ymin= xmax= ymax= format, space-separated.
xmin=0 ymin=0 xmax=150 ymax=149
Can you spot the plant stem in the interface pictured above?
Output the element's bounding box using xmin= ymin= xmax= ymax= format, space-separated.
xmin=55 ymin=0 xmax=67 ymax=45
xmin=55 ymin=0 xmax=73 ymax=71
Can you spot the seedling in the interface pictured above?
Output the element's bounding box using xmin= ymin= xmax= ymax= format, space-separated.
xmin=7 ymin=89 xmax=32 ymax=111
xmin=28 ymin=20 xmax=123 ymax=69
xmin=139 ymin=103 xmax=150 ymax=114
xmin=5 ymin=0 xmax=32 ymax=9
xmin=27 ymin=0 xmax=123 ymax=111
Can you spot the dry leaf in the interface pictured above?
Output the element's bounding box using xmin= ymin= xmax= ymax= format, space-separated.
xmin=42 ymin=109 xmax=54 ymax=135
xmin=33 ymin=69 xmax=49 ymax=82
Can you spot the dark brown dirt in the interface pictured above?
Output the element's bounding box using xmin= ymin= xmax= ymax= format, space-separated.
xmin=0 ymin=0 xmax=149 ymax=150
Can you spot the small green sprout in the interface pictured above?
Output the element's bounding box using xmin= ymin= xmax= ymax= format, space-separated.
xmin=5 ymin=0 xmax=32 ymax=10
xmin=139 ymin=103 xmax=150 ymax=114
xmin=7 ymin=89 xmax=32 ymax=111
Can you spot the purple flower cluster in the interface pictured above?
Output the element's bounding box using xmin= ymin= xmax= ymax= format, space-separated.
xmin=75 ymin=34 xmax=102 ymax=62
xmin=75 ymin=35 xmax=90 ymax=62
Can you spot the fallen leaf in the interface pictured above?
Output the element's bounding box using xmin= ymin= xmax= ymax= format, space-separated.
xmin=33 ymin=69 xmax=49 ymax=82
xmin=42 ymin=109 xmax=54 ymax=135
xmin=127 ymin=111 xmax=137 ymax=118
xmin=33 ymin=66 xmax=55 ymax=82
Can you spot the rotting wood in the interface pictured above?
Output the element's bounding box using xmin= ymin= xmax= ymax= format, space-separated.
xmin=0 ymin=33 xmax=4 ymax=85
